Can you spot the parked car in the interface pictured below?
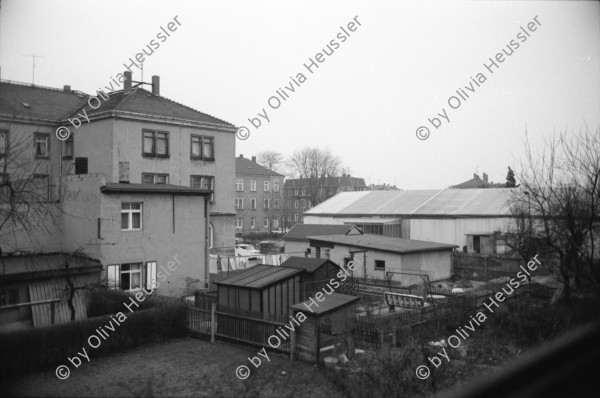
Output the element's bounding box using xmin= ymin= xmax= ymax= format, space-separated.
xmin=235 ymin=243 xmax=261 ymax=259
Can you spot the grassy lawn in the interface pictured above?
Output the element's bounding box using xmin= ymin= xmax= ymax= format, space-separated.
xmin=3 ymin=337 xmax=346 ymax=398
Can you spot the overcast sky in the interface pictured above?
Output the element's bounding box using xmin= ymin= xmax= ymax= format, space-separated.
xmin=1 ymin=0 xmax=599 ymax=189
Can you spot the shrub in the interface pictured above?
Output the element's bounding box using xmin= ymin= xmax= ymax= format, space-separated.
xmin=0 ymin=301 xmax=187 ymax=376
xmin=87 ymin=288 xmax=155 ymax=318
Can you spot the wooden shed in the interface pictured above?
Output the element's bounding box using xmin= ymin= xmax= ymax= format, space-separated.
xmin=280 ymin=257 xmax=341 ymax=284
xmin=214 ymin=265 xmax=303 ymax=317
xmin=291 ymin=293 xmax=359 ymax=363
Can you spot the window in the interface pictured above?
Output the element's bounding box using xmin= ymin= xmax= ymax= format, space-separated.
xmin=263 ymin=198 xmax=270 ymax=209
xmin=264 ymin=181 xmax=270 ymax=192
xmin=308 ymin=200 xmax=312 ymax=209
xmin=107 ymin=262 xmax=156 ymax=291
xmin=274 ymin=199 xmax=280 ymax=209
xmin=0 ymin=130 xmax=7 ymax=158
xmin=121 ymin=203 xmax=142 ymax=230
xmin=143 ymin=130 xmax=169 ymax=157
xmin=0 ymin=287 xmax=19 ymax=306
xmin=235 ymin=179 xmax=244 ymax=191
xmin=263 ymin=218 xmax=269 ymax=228
xmin=375 ymin=260 xmax=386 ymax=270
xmin=287 ymin=214 xmax=292 ymax=222
xmin=250 ymin=217 xmax=256 ymax=228
xmin=286 ymin=200 xmax=291 ymax=208
xmin=250 ymin=198 xmax=257 ymax=209
xmin=191 ymin=135 xmax=214 ymax=160
xmin=300 ymin=199 xmax=305 ymax=208
xmin=235 ymin=198 xmax=244 ymax=209
xmin=120 ymin=263 xmax=142 ymax=291
xmin=295 ymin=189 xmax=299 ymax=195
xmin=34 ymin=133 xmax=49 ymax=157
xmin=273 ymin=219 xmax=279 ymax=228
xmin=302 ymin=188 xmax=306 ymax=196
xmin=250 ymin=180 xmax=256 ymax=192
xmin=324 ymin=249 xmax=330 ymax=259
xmin=191 ymin=175 xmax=215 ymax=201
xmin=236 ymin=218 xmax=243 ymax=228
xmin=294 ymin=214 xmax=298 ymax=222
xmin=274 ymin=181 xmax=280 ymax=192
xmin=142 ymin=173 xmax=169 ymax=184
xmin=63 ymin=133 xmax=74 ymax=158
xmin=294 ymin=200 xmax=298 ymax=209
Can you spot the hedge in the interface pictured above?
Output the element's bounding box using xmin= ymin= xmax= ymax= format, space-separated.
xmin=0 ymin=301 xmax=187 ymax=376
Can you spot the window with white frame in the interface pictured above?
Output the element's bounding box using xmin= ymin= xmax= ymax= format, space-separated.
xmin=250 ymin=217 xmax=256 ymax=228
xmin=121 ymin=203 xmax=142 ymax=230
xmin=235 ymin=198 xmax=244 ymax=209
xmin=263 ymin=198 xmax=270 ymax=209
xmin=142 ymin=173 xmax=169 ymax=184
xmin=273 ymin=219 xmax=279 ymax=228
xmin=0 ymin=130 xmax=8 ymax=158
xmin=34 ymin=133 xmax=49 ymax=158
xmin=274 ymin=199 xmax=280 ymax=209
xmin=236 ymin=218 xmax=243 ymax=228
xmin=300 ymin=199 xmax=305 ymax=208
xmin=250 ymin=180 xmax=256 ymax=192
xmin=294 ymin=214 xmax=298 ymax=222
xmin=250 ymin=198 xmax=256 ymax=209
xmin=295 ymin=189 xmax=299 ymax=195
xmin=263 ymin=218 xmax=269 ymax=228
xmin=191 ymin=175 xmax=215 ymax=201
xmin=264 ymin=181 xmax=270 ymax=192
xmin=107 ymin=262 xmax=156 ymax=291
xmin=63 ymin=133 xmax=74 ymax=158
xmin=235 ymin=179 xmax=244 ymax=191
xmin=143 ymin=130 xmax=169 ymax=157
xmin=294 ymin=200 xmax=298 ymax=209
xmin=274 ymin=181 xmax=280 ymax=192
xmin=287 ymin=214 xmax=292 ymax=222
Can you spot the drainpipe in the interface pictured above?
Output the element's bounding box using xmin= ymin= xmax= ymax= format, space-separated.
xmin=205 ymin=196 xmax=210 ymax=290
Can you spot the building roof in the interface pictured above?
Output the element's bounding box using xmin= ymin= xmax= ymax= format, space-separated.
xmin=100 ymin=183 xmax=212 ymax=196
xmin=0 ymin=253 xmax=102 ymax=281
xmin=451 ymin=174 xmax=505 ymax=189
xmin=284 ymin=224 xmax=361 ymax=241
xmin=307 ymin=233 xmax=458 ymax=254
xmin=280 ymin=257 xmax=340 ymax=273
xmin=0 ymin=80 xmax=89 ymax=123
xmin=214 ymin=264 xmax=304 ymax=289
xmin=304 ymin=189 xmax=518 ymax=218
xmin=236 ymin=156 xmax=284 ymax=177
xmin=291 ymin=293 xmax=359 ymax=316
xmin=81 ymin=87 xmax=234 ymax=128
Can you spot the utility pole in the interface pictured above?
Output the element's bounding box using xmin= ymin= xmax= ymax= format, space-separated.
xmin=24 ymin=54 xmax=44 ymax=84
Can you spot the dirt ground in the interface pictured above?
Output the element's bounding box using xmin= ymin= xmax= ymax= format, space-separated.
xmin=2 ymin=337 xmax=345 ymax=398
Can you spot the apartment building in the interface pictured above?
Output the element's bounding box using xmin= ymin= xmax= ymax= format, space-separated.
xmin=0 ymin=74 xmax=236 ymax=328
xmin=234 ymin=154 xmax=284 ymax=235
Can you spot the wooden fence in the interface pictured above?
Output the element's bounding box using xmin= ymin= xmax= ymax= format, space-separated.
xmin=302 ymin=277 xmax=359 ymax=301
xmin=186 ymin=303 xmax=295 ymax=355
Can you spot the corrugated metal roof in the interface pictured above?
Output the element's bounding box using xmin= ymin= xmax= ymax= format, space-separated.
xmin=305 ymin=188 xmax=517 ymax=217
xmin=214 ymin=265 xmax=303 ymax=289
xmin=308 ymin=233 xmax=457 ymax=254
xmin=291 ymin=293 xmax=359 ymax=315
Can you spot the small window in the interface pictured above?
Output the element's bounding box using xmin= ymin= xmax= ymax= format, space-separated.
xmin=274 ymin=199 xmax=280 ymax=209
xmin=302 ymin=188 xmax=306 ymax=196
xmin=191 ymin=135 xmax=214 ymax=160
xmin=294 ymin=200 xmax=298 ymax=209
xmin=324 ymin=249 xmax=330 ymax=259
xmin=235 ymin=180 xmax=244 ymax=191
xmin=250 ymin=180 xmax=256 ymax=192
xmin=375 ymin=260 xmax=385 ymax=270
xmin=143 ymin=130 xmax=169 ymax=157
xmin=236 ymin=218 xmax=243 ymax=228
xmin=34 ymin=133 xmax=49 ymax=158
xmin=264 ymin=181 xmax=270 ymax=192
xmin=294 ymin=214 xmax=298 ymax=222
xmin=295 ymin=189 xmax=299 ymax=196
xmin=250 ymin=217 xmax=256 ymax=228
xmin=274 ymin=181 xmax=279 ymax=192
xmin=263 ymin=218 xmax=269 ymax=228
xmin=0 ymin=287 xmax=19 ymax=306
xmin=235 ymin=198 xmax=244 ymax=209
xmin=287 ymin=214 xmax=292 ymax=222
xmin=142 ymin=173 xmax=169 ymax=184
xmin=0 ymin=130 xmax=9 ymax=158
xmin=273 ymin=219 xmax=279 ymax=228
xmin=263 ymin=198 xmax=270 ymax=209
xmin=121 ymin=202 xmax=142 ymax=230
xmin=191 ymin=175 xmax=215 ymax=202
xmin=300 ymin=199 xmax=305 ymax=208
xmin=121 ymin=263 xmax=143 ymax=290
xmin=250 ymin=198 xmax=256 ymax=209
xmin=63 ymin=133 xmax=74 ymax=158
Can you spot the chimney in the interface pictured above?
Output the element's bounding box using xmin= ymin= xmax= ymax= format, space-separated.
xmin=239 ymin=154 xmax=244 ymax=158
xmin=151 ymin=75 xmax=160 ymax=96
xmin=252 ymin=156 xmax=256 ymax=163
xmin=474 ymin=173 xmax=479 ymax=179
xmin=63 ymin=85 xmax=71 ymax=92
xmin=124 ymin=71 xmax=132 ymax=94
xmin=483 ymin=173 xmax=488 ymax=183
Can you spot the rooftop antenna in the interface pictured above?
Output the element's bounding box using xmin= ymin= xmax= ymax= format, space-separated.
xmin=23 ymin=54 xmax=44 ymax=84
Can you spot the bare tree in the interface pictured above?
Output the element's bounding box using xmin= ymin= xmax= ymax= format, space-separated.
xmin=286 ymin=147 xmax=342 ymax=206
xmin=258 ymin=150 xmax=284 ymax=172
xmin=510 ymin=126 xmax=600 ymax=304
